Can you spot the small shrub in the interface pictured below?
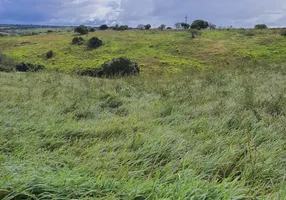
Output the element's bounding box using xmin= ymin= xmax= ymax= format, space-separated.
xmin=80 ymin=57 xmax=139 ymax=77
xmin=87 ymin=37 xmax=103 ymax=49
xmin=99 ymin=24 xmax=109 ymax=30
xmin=16 ymin=62 xmax=44 ymax=72
xmin=0 ymin=53 xmax=14 ymax=72
xmin=72 ymin=37 xmax=84 ymax=45
xmin=166 ymin=27 xmax=172 ymax=30
xmin=90 ymin=28 xmax=96 ymax=32
xmin=74 ymin=25 xmax=89 ymax=35
xmin=46 ymin=50 xmax=53 ymax=59
xmin=255 ymin=24 xmax=267 ymax=30
xmin=281 ymin=29 xmax=286 ymax=36
xmin=47 ymin=30 xmax=53 ymax=34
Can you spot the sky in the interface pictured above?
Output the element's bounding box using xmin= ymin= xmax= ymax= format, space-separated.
xmin=0 ymin=0 xmax=286 ymax=28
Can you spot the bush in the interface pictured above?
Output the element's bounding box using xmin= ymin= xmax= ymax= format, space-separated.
xmin=80 ymin=57 xmax=139 ymax=77
xmin=281 ymin=29 xmax=286 ymax=36
xmin=0 ymin=53 xmax=15 ymax=72
xmin=99 ymin=24 xmax=108 ymax=30
xmin=145 ymin=24 xmax=151 ymax=30
xmin=47 ymin=30 xmax=53 ymax=34
xmin=72 ymin=37 xmax=84 ymax=45
xmin=191 ymin=20 xmax=209 ymax=29
xmin=74 ymin=25 xmax=89 ymax=35
xmin=255 ymin=24 xmax=267 ymax=29
xmin=16 ymin=62 xmax=44 ymax=72
xmin=87 ymin=37 xmax=103 ymax=49
xmin=90 ymin=28 xmax=96 ymax=32
xmin=118 ymin=25 xmax=128 ymax=31
xmin=167 ymin=27 xmax=172 ymax=30
xmin=46 ymin=50 xmax=53 ymax=59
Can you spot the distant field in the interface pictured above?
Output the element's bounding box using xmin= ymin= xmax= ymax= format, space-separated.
xmin=1 ymin=29 xmax=286 ymax=199
xmin=1 ymin=29 xmax=286 ymax=74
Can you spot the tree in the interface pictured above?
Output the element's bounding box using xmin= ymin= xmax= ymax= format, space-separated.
xmin=255 ymin=24 xmax=267 ymax=30
xmin=209 ymin=23 xmax=216 ymax=30
xmin=191 ymin=20 xmax=209 ymax=30
xmin=74 ymin=25 xmax=89 ymax=35
xmin=112 ymin=24 xmax=119 ymax=30
xmin=100 ymin=24 xmax=109 ymax=30
xmin=158 ymin=24 xmax=166 ymax=31
xmin=181 ymin=23 xmax=190 ymax=30
xmin=90 ymin=27 xmax=96 ymax=32
xmin=118 ymin=25 xmax=128 ymax=31
xmin=137 ymin=24 xmax=145 ymax=30
xmin=167 ymin=27 xmax=172 ymax=30
xmin=145 ymin=24 xmax=151 ymax=30
xmin=175 ymin=22 xmax=182 ymax=29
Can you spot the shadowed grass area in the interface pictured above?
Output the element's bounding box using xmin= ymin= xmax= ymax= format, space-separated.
xmin=0 ymin=62 xmax=286 ymax=199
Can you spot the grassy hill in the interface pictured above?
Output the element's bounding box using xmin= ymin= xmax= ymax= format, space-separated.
xmin=0 ymin=29 xmax=286 ymax=199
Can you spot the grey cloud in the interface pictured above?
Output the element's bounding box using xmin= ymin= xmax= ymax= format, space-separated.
xmin=0 ymin=0 xmax=285 ymax=27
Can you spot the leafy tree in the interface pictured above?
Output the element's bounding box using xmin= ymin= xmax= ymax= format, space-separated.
xmin=175 ymin=22 xmax=182 ymax=29
xmin=255 ymin=24 xmax=267 ymax=30
xmin=145 ymin=24 xmax=151 ymax=30
xmin=158 ymin=24 xmax=166 ymax=31
xmin=166 ymin=27 xmax=172 ymax=30
xmin=118 ymin=25 xmax=128 ymax=31
xmin=137 ymin=24 xmax=145 ymax=30
xmin=181 ymin=23 xmax=190 ymax=30
xmin=112 ymin=24 xmax=119 ymax=30
xmin=100 ymin=24 xmax=109 ymax=30
xmin=90 ymin=27 xmax=96 ymax=32
xmin=209 ymin=23 xmax=216 ymax=30
xmin=74 ymin=25 xmax=89 ymax=35
xmin=191 ymin=20 xmax=209 ymax=30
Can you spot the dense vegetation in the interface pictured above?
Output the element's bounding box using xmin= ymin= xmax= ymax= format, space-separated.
xmin=0 ymin=28 xmax=286 ymax=199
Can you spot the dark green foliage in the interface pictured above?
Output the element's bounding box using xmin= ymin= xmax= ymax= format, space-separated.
xmin=112 ymin=24 xmax=119 ymax=30
xmin=166 ymin=27 xmax=172 ymax=30
xmin=118 ymin=25 xmax=128 ymax=31
xmin=80 ymin=57 xmax=139 ymax=77
xmin=72 ymin=37 xmax=84 ymax=45
xmin=15 ymin=62 xmax=44 ymax=72
xmin=46 ymin=50 xmax=53 ymax=59
xmin=112 ymin=24 xmax=128 ymax=31
xmin=74 ymin=25 xmax=89 ymax=35
xmin=87 ymin=37 xmax=103 ymax=49
xmin=0 ymin=53 xmax=15 ymax=72
xmin=47 ymin=30 xmax=53 ymax=34
xmin=145 ymin=24 xmax=151 ymax=30
xmin=280 ymin=29 xmax=286 ymax=36
xmin=158 ymin=24 xmax=166 ymax=31
xmin=181 ymin=23 xmax=190 ymax=29
xmin=90 ymin=28 xmax=96 ymax=32
xmin=191 ymin=20 xmax=209 ymax=29
xmin=99 ymin=57 xmax=139 ymax=77
xmin=99 ymin=24 xmax=109 ymax=30
xmin=255 ymin=24 xmax=267 ymax=29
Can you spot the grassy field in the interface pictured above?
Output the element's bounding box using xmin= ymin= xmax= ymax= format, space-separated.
xmin=1 ymin=29 xmax=286 ymax=199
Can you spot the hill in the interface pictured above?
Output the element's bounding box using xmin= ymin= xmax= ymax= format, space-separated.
xmin=0 ymin=29 xmax=286 ymax=199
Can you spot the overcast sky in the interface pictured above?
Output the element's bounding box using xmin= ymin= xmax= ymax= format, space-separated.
xmin=0 ymin=0 xmax=285 ymax=28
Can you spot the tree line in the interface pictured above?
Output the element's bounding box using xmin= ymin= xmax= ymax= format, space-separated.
xmin=74 ymin=20 xmax=269 ymax=35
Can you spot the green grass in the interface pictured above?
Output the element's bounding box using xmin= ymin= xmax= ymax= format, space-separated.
xmin=1 ymin=29 xmax=286 ymax=74
xmin=1 ymin=29 xmax=286 ymax=199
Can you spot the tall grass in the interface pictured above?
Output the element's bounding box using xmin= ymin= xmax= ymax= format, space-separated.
xmin=0 ymin=63 xmax=285 ymax=199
